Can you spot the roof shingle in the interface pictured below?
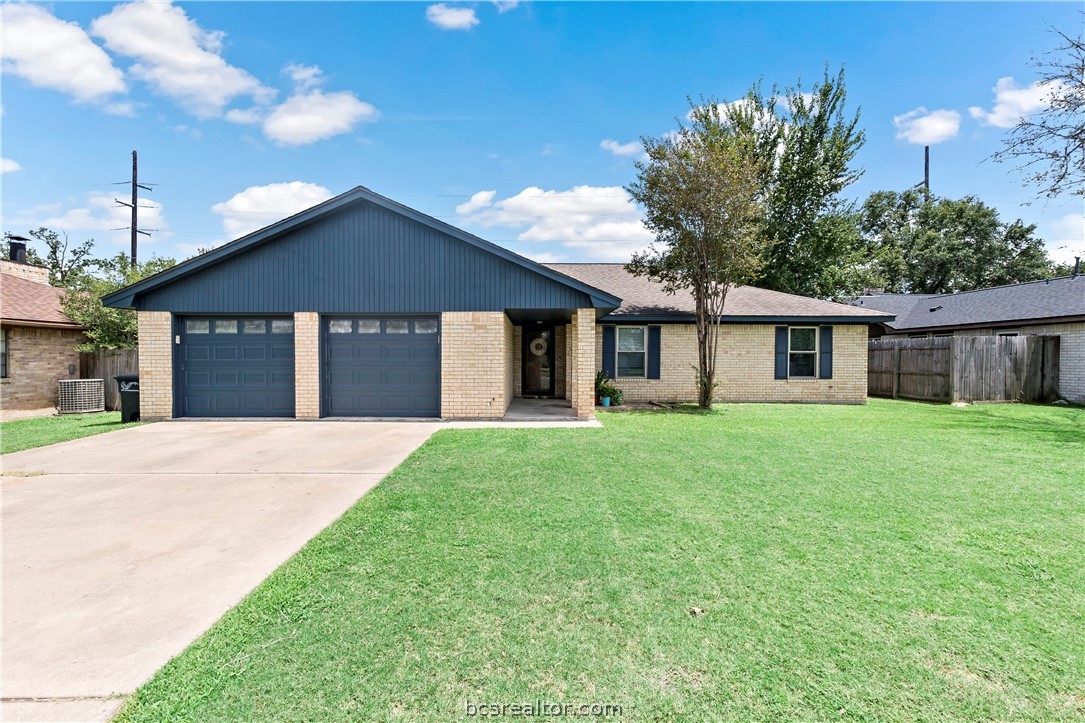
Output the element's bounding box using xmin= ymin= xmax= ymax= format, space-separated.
xmin=850 ymin=276 xmax=1085 ymax=330
xmin=544 ymin=263 xmax=892 ymax=320
xmin=1 ymin=272 xmax=83 ymax=328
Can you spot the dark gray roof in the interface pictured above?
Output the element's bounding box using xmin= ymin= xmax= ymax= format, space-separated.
xmin=544 ymin=263 xmax=892 ymax=322
xmin=850 ymin=276 xmax=1085 ymax=330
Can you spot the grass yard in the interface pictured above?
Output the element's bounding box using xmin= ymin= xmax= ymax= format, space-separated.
xmin=119 ymin=400 xmax=1083 ymax=721
xmin=0 ymin=412 xmax=142 ymax=455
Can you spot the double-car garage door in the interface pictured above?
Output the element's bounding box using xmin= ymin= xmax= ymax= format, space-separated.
xmin=176 ymin=315 xmax=439 ymax=418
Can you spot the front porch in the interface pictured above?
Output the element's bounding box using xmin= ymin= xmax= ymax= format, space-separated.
xmin=439 ymin=308 xmax=598 ymax=420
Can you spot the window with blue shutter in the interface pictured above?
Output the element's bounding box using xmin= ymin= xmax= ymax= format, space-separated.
xmin=819 ymin=326 xmax=833 ymax=379
xmin=774 ymin=326 xmax=788 ymax=379
xmin=647 ymin=326 xmax=661 ymax=379
xmin=601 ymin=325 xmax=616 ymax=378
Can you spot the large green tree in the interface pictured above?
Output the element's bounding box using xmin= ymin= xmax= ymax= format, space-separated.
xmin=726 ymin=67 xmax=867 ymax=299
xmin=61 ymin=253 xmax=176 ymax=350
xmin=3 ymin=228 xmax=96 ymax=286
xmin=859 ymin=190 xmax=1054 ymax=293
xmin=627 ymin=102 xmax=768 ymax=408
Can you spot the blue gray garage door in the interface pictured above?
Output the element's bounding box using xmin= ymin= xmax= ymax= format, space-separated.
xmin=323 ymin=317 xmax=440 ymax=417
xmin=177 ymin=317 xmax=295 ymax=417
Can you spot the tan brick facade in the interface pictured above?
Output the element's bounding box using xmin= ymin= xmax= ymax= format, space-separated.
xmin=0 ymin=326 xmax=84 ymax=411
xmin=294 ymin=312 xmax=320 ymax=418
xmin=595 ymin=323 xmax=868 ymax=404
xmin=440 ymin=311 xmax=514 ymax=418
xmin=136 ymin=311 xmax=173 ymax=419
xmin=567 ymin=308 xmax=596 ymax=417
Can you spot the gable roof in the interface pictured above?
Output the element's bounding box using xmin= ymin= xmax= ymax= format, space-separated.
xmin=1 ymin=271 xmax=84 ymax=328
xmin=851 ymin=275 xmax=1085 ymax=331
xmin=544 ymin=263 xmax=894 ymax=323
xmin=103 ymin=186 xmax=621 ymax=310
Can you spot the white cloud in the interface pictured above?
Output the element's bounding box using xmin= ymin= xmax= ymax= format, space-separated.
xmin=600 ymin=139 xmax=643 ymax=158
xmin=262 ymin=89 xmax=378 ymax=146
xmin=426 ymin=4 xmax=479 ymax=30
xmin=968 ymin=77 xmax=1054 ymax=129
xmin=457 ymin=185 xmax=654 ymax=261
xmin=493 ymin=0 xmax=520 ymax=12
xmin=0 ymin=4 xmax=126 ymax=104
xmin=22 ymin=192 xmax=171 ymax=246
xmin=893 ymin=107 xmax=961 ymax=145
xmin=90 ymin=1 xmax=273 ymax=119
xmin=456 ymin=190 xmax=497 ymax=215
xmin=103 ymin=101 xmax=137 ymax=117
xmin=1047 ymin=213 xmax=1085 ymax=266
xmin=1 ymin=158 xmax=22 ymax=174
xmin=211 ymin=182 xmax=333 ymax=238
xmin=223 ymin=64 xmax=378 ymax=146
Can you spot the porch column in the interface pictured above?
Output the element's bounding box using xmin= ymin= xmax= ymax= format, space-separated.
xmin=294 ymin=312 xmax=320 ymax=419
xmin=569 ymin=308 xmax=596 ymax=419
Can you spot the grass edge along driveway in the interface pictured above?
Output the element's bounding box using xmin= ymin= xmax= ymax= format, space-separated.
xmin=1 ymin=412 xmax=143 ymax=455
xmin=117 ymin=400 xmax=1083 ymax=721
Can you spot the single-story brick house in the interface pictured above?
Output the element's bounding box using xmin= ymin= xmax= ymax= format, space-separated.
xmin=1 ymin=245 xmax=86 ymax=412
xmin=851 ymin=276 xmax=1084 ymax=403
xmin=103 ymin=186 xmax=891 ymax=420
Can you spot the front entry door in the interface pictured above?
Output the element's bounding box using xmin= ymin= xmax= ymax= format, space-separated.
xmin=522 ymin=326 xmax=555 ymax=397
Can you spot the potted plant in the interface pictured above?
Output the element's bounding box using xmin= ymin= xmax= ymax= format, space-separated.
xmin=610 ymin=385 xmax=624 ymax=406
xmin=595 ymin=370 xmax=610 ymax=406
xmin=599 ymin=383 xmax=614 ymax=407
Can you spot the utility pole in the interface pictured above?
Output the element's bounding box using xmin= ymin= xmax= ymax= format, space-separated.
xmin=924 ymin=143 xmax=933 ymax=199
xmin=113 ymin=150 xmax=154 ymax=265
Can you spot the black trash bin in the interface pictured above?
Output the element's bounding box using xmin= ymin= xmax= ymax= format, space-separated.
xmin=115 ymin=374 xmax=140 ymax=423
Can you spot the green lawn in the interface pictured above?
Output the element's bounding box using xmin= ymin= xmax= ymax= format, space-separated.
xmin=119 ymin=400 xmax=1083 ymax=722
xmin=1 ymin=412 xmax=143 ymax=455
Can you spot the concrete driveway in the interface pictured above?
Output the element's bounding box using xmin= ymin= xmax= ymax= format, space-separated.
xmin=1 ymin=421 xmax=440 ymax=722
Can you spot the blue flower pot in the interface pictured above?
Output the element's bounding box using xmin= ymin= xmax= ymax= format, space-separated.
xmin=601 ymin=397 xmax=611 ymax=407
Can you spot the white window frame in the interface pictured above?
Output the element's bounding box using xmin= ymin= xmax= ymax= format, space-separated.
xmin=615 ymin=326 xmax=647 ymax=379
xmin=788 ymin=326 xmax=818 ymax=379
xmin=996 ymin=329 xmax=1020 ymax=337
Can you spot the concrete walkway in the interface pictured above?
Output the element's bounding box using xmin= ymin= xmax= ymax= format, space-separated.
xmin=0 ymin=421 xmax=441 ymax=722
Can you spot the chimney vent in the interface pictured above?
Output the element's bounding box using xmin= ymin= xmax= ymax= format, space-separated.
xmin=8 ymin=240 xmax=26 ymax=264
xmin=1074 ymin=256 xmax=1080 ymax=278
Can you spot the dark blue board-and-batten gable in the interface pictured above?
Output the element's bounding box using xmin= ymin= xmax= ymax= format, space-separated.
xmin=103 ymin=186 xmax=620 ymax=314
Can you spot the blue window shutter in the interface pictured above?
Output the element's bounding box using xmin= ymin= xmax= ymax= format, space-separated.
xmin=647 ymin=326 xmax=661 ymax=379
xmin=774 ymin=326 xmax=788 ymax=379
xmin=601 ymin=325 xmax=616 ymax=378
xmin=819 ymin=326 xmax=833 ymax=379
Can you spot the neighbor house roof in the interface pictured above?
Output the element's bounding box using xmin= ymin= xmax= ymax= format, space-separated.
xmin=850 ymin=275 xmax=1085 ymax=331
xmin=1 ymin=271 xmax=84 ymax=329
xmin=544 ymin=263 xmax=893 ymax=323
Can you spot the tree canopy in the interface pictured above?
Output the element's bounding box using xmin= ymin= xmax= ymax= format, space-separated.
xmin=627 ymin=101 xmax=767 ymax=407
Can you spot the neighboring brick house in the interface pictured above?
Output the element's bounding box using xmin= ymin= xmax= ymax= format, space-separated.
xmin=103 ymin=186 xmax=891 ymax=421
xmin=851 ymin=276 xmax=1085 ymax=403
xmin=0 ymin=247 xmax=86 ymax=412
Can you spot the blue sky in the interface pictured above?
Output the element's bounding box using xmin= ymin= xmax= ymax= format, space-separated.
xmin=2 ymin=1 xmax=1082 ymax=268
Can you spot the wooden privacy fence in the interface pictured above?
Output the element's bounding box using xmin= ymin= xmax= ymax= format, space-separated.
xmin=868 ymin=335 xmax=1060 ymax=403
xmin=79 ymin=348 xmax=138 ymax=411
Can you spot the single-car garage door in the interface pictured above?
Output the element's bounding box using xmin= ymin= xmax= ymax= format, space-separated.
xmin=323 ymin=317 xmax=440 ymax=417
xmin=178 ymin=317 xmax=295 ymax=417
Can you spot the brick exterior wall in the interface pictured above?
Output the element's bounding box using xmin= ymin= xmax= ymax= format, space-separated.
xmin=595 ymin=323 xmax=869 ymax=404
xmin=294 ymin=312 xmax=320 ymax=418
xmin=0 ymin=326 xmax=84 ymax=411
xmin=892 ymin=323 xmax=1085 ymax=403
xmin=568 ymin=308 xmax=596 ymax=417
xmin=440 ymin=311 xmax=513 ymax=418
xmin=0 ymin=259 xmax=49 ymax=284
xmin=136 ymin=311 xmax=173 ymax=419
